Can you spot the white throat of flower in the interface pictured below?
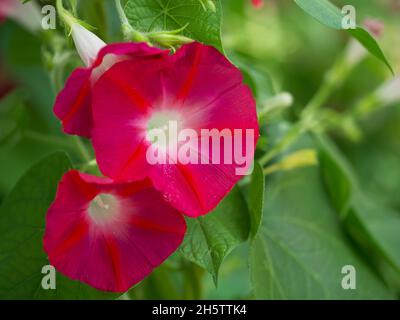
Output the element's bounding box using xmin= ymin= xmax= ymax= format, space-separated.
xmin=146 ymin=110 xmax=184 ymax=151
xmin=88 ymin=194 xmax=120 ymax=225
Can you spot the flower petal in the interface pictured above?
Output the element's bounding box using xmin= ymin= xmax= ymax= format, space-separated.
xmin=54 ymin=68 xmax=93 ymax=137
xmin=44 ymin=170 xmax=186 ymax=292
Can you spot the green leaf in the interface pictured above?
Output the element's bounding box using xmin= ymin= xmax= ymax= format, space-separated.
xmin=180 ymin=186 xmax=250 ymax=285
xmin=317 ymin=134 xmax=400 ymax=274
xmin=294 ymin=0 xmax=393 ymax=73
xmin=229 ymin=53 xmax=275 ymax=104
xmin=248 ymin=162 xmax=265 ymax=239
xmin=0 ymin=90 xmax=26 ymax=146
xmin=0 ymin=152 xmax=115 ymax=299
xmin=124 ymin=0 xmax=223 ymax=51
xmin=0 ymin=24 xmax=58 ymax=130
xmin=250 ymin=134 xmax=393 ymax=299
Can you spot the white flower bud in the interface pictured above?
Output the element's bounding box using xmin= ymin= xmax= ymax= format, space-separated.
xmin=71 ymin=23 xmax=106 ymax=67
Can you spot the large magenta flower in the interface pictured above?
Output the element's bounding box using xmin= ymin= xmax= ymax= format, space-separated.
xmin=54 ymin=42 xmax=169 ymax=137
xmin=90 ymin=42 xmax=259 ymax=217
xmin=44 ymin=170 xmax=186 ymax=292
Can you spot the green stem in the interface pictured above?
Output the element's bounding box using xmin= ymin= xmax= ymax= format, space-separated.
xmin=259 ymin=54 xmax=353 ymax=166
xmin=77 ymin=158 xmax=97 ymax=171
xmin=258 ymin=92 xmax=293 ymax=120
xmin=56 ymin=0 xmax=76 ymax=28
xmin=114 ymin=0 xmax=148 ymax=42
xmin=301 ymin=53 xmax=349 ymax=117
xmin=351 ymin=94 xmax=381 ymax=119
xmin=182 ymin=258 xmax=203 ymax=299
xmin=24 ymin=130 xmax=75 ymax=149
xmin=259 ymin=123 xmax=305 ymax=166
xmin=301 ymin=80 xmax=335 ymax=118
xmin=114 ymin=0 xmax=130 ymax=27
xmin=263 ymin=149 xmax=318 ymax=176
xmin=73 ymin=136 xmax=91 ymax=162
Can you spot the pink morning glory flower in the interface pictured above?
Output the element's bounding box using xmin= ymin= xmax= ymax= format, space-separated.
xmin=90 ymin=42 xmax=259 ymax=217
xmin=44 ymin=170 xmax=186 ymax=292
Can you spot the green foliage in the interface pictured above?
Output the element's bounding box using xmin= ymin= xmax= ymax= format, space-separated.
xmin=0 ymin=90 xmax=26 ymax=147
xmin=318 ymin=135 xmax=400 ymax=274
xmin=294 ymin=0 xmax=393 ymax=73
xmin=248 ymin=162 xmax=265 ymax=239
xmin=124 ymin=0 xmax=223 ymax=51
xmin=250 ymin=135 xmax=394 ymax=299
xmin=180 ymin=186 xmax=250 ymax=285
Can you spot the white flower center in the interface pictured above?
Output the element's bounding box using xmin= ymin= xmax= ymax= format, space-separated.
xmin=88 ymin=194 xmax=119 ymax=225
xmin=146 ymin=110 xmax=183 ymax=150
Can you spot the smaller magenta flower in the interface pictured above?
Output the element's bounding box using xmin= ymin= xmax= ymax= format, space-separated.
xmin=44 ymin=170 xmax=186 ymax=292
xmin=54 ymin=22 xmax=169 ymax=137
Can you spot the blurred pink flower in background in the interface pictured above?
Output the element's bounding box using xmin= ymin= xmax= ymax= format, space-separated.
xmin=0 ymin=0 xmax=41 ymax=32
xmin=251 ymin=0 xmax=264 ymax=9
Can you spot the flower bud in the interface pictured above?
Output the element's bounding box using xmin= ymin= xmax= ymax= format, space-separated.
xmin=149 ymin=33 xmax=193 ymax=48
xmin=264 ymin=149 xmax=318 ymax=176
xmin=71 ymin=23 xmax=106 ymax=67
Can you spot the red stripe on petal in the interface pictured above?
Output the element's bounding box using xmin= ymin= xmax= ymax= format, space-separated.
xmin=129 ymin=216 xmax=185 ymax=235
xmin=104 ymin=236 xmax=125 ymax=292
xmin=107 ymin=76 xmax=151 ymax=112
xmin=52 ymin=219 xmax=89 ymax=258
xmin=117 ymin=179 xmax=152 ymax=197
xmin=176 ymin=163 xmax=205 ymax=213
xmin=115 ymin=139 xmax=147 ymax=181
xmin=176 ymin=45 xmax=202 ymax=103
